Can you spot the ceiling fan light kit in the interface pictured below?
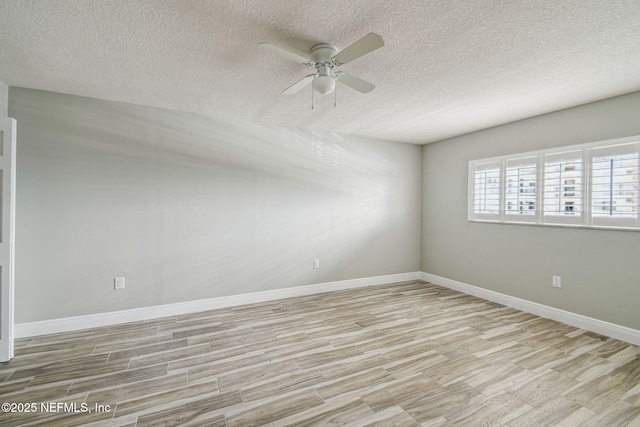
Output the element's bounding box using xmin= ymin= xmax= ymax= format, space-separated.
xmin=310 ymin=44 xmax=338 ymax=95
xmin=313 ymin=74 xmax=336 ymax=95
xmin=257 ymin=33 xmax=384 ymax=100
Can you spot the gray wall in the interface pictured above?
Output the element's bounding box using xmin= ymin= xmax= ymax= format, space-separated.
xmin=421 ymin=91 xmax=640 ymax=330
xmin=11 ymin=88 xmax=422 ymax=323
xmin=0 ymin=80 xmax=7 ymax=116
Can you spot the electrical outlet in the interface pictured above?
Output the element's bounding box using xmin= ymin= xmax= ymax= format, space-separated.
xmin=552 ymin=275 xmax=561 ymax=288
xmin=313 ymin=259 xmax=320 ymax=269
xmin=114 ymin=277 xmax=125 ymax=290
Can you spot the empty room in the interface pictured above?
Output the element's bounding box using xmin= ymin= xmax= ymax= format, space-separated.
xmin=1 ymin=1 xmax=640 ymax=426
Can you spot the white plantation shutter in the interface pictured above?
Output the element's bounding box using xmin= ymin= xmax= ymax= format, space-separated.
xmin=589 ymin=142 xmax=639 ymax=229
xmin=468 ymin=135 xmax=640 ymax=231
xmin=469 ymin=160 xmax=502 ymax=221
xmin=504 ymin=157 xmax=538 ymax=223
xmin=543 ymin=150 xmax=584 ymax=226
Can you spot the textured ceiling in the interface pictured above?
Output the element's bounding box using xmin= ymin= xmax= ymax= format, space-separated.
xmin=1 ymin=0 xmax=640 ymax=144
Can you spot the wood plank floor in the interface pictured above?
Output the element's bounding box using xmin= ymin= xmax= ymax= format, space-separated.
xmin=1 ymin=280 xmax=640 ymax=426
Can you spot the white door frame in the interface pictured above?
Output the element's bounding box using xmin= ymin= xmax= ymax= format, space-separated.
xmin=0 ymin=117 xmax=16 ymax=362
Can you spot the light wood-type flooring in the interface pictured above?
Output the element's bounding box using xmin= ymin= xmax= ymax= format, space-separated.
xmin=1 ymin=280 xmax=640 ymax=426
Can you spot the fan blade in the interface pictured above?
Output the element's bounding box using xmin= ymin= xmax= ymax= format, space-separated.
xmin=282 ymin=74 xmax=316 ymax=95
xmin=332 ymin=33 xmax=384 ymax=65
xmin=257 ymin=43 xmax=311 ymax=64
xmin=336 ymin=73 xmax=375 ymax=94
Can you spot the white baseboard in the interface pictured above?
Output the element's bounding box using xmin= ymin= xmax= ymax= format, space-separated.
xmin=15 ymin=272 xmax=422 ymax=338
xmin=17 ymin=270 xmax=640 ymax=346
xmin=421 ymin=272 xmax=640 ymax=347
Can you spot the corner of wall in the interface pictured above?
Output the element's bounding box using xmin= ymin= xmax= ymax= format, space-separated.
xmin=419 ymin=143 xmax=427 ymax=273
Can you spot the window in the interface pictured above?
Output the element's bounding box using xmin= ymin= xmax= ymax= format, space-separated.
xmin=470 ymin=161 xmax=501 ymax=221
xmin=589 ymin=142 xmax=639 ymax=229
xmin=542 ymin=150 xmax=583 ymax=225
xmin=505 ymin=157 xmax=537 ymax=222
xmin=468 ymin=136 xmax=640 ymax=230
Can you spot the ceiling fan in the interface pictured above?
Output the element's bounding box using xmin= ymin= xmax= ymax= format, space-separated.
xmin=257 ymin=33 xmax=384 ymax=96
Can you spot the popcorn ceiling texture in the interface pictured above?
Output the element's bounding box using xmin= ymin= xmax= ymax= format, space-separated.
xmin=1 ymin=0 xmax=639 ymax=144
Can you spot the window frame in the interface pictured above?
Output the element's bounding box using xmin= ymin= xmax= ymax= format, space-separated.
xmin=588 ymin=141 xmax=640 ymax=230
xmin=468 ymin=135 xmax=640 ymax=231
xmin=468 ymin=160 xmax=503 ymax=222
xmin=542 ymin=149 xmax=585 ymax=227
xmin=503 ymin=156 xmax=540 ymax=224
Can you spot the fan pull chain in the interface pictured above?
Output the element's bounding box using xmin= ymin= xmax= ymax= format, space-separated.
xmin=311 ymin=78 xmax=314 ymax=110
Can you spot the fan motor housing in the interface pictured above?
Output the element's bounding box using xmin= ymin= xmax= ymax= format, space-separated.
xmin=310 ymin=44 xmax=337 ymax=63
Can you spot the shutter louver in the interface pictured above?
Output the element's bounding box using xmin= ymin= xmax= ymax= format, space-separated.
xmin=590 ymin=142 xmax=639 ymax=229
xmin=469 ymin=161 xmax=502 ymax=221
xmin=505 ymin=157 xmax=537 ymax=223
xmin=543 ymin=151 xmax=584 ymax=225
